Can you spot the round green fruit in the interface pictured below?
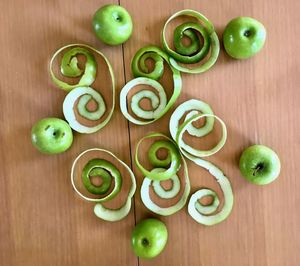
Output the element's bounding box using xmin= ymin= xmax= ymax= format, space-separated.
xmin=92 ymin=4 xmax=133 ymax=45
xmin=239 ymin=145 xmax=281 ymax=185
xmin=31 ymin=118 xmax=73 ymax=154
xmin=131 ymin=218 xmax=168 ymax=259
xmin=223 ymin=17 xmax=266 ymax=59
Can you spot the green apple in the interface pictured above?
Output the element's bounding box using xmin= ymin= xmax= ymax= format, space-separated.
xmin=239 ymin=145 xmax=281 ymax=185
xmin=31 ymin=118 xmax=73 ymax=154
xmin=131 ymin=218 xmax=168 ymax=259
xmin=223 ymin=17 xmax=266 ymax=59
xmin=92 ymin=4 xmax=133 ymax=45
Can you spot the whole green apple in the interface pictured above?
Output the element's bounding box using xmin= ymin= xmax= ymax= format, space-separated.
xmin=131 ymin=218 xmax=168 ymax=259
xmin=92 ymin=4 xmax=133 ymax=45
xmin=239 ymin=145 xmax=281 ymax=185
xmin=223 ymin=17 xmax=266 ymax=59
xmin=31 ymin=118 xmax=73 ymax=154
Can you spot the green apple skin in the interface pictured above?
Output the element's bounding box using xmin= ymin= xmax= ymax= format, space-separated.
xmin=223 ymin=17 xmax=266 ymax=59
xmin=131 ymin=218 xmax=168 ymax=259
xmin=31 ymin=118 xmax=73 ymax=154
xmin=92 ymin=4 xmax=133 ymax=45
xmin=239 ymin=145 xmax=281 ymax=185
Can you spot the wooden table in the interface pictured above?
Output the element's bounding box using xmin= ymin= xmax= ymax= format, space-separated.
xmin=1 ymin=0 xmax=299 ymax=265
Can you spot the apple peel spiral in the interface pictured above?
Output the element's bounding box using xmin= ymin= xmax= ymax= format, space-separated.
xmin=169 ymin=99 xmax=234 ymax=225
xmin=71 ymin=148 xmax=136 ymax=222
xmin=120 ymin=46 xmax=182 ymax=125
xmin=50 ymin=44 xmax=115 ymax=134
xmin=136 ymin=133 xmax=191 ymax=216
xmin=162 ymin=9 xmax=220 ymax=74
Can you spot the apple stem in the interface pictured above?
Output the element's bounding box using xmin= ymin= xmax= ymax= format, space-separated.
xmin=253 ymin=163 xmax=264 ymax=176
xmin=142 ymin=238 xmax=149 ymax=247
xmin=244 ymin=30 xmax=251 ymax=37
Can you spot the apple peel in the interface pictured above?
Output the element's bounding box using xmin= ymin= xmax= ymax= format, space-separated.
xmin=63 ymin=86 xmax=113 ymax=133
xmin=137 ymin=133 xmax=190 ymax=216
xmin=81 ymin=158 xmax=122 ymax=199
xmin=176 ymin=113 xmax=227 ymax=158
xmin=141 ymin=171 xmax=190 ymax=216
xmin=120 ymin=78 xmax=168 ymax=124
xmin=51 ymin=44 xmax=115 ymax=134
xmin=77 ymin=93 xmax=106 ymax=121
xmin=71 ymin=148 xmax=136 ymax=222
xmin=94 ymin=196 xmax=134 ymax=222
xmin=152 ymin=168 xmax=181 ymax=199
xmin=120 ymin=46 xmax=182 ymax=125
xmin=135 ymin=133 xmax=182 ymax=181
xmin=167 ymin=22 xmax=211 ymax=64
xmin=50 ymin=44 xmax=98 ymax=92
xmin=162 ymin=9 xmax=220 ymax=74
xmin=170 ymin=99 xmax=215 ymax=138
xmin=193 ymin=189 xmax=220 ymax=215
xmin=169 ymin=99 xmax=226 ymax=157
xmin=169 ymin=99 xmax=234 ymax=225
xmin=187 ymin=158 xmax=234 ymax=226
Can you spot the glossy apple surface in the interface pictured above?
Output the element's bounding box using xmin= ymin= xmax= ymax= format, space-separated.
xmin=92 ymin=4 xmax=133 ymax=45
xmin=131 ymin=218 xmax=168 ymax=259
xmin=223 ymin=17 xmax=266 ymax=59
xmin=31 ymin=118 xmax=73 ymax=154
xmin=239 ymin=145 xmax=281 ymax=185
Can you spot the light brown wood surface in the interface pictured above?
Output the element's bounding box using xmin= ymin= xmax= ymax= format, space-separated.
xmin=0 ymin=0 xmax=299 ymax=265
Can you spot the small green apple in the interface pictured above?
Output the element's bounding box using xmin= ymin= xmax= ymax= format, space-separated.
xmin=223 ymin=17 xmax=266 ymax=59
xmin=92 ymin=4 xmax=133 ymax=45
xmin=31 ymin=118 xmax=73 ymax=154
xmin=131 ymin=218 xmax=168 ymax=259
xmin=239 ymin=145 xmax=281 ymax=185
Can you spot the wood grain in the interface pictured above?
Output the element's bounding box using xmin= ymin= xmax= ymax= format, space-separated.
xmin=0 ymin=0 xmax=299 ymax=266
xmin=122 ymin=0 xmax=300 ymax=266
xmin=0 ymin=0 xmax=136 ymax=265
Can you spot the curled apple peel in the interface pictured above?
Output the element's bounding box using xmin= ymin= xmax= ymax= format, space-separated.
xmin=50 ymin=44 xmax=115 ymax=134
xmin=176 ymin=113 xmax=227 ymax=158
xmin=135 ymin=133 xmax=182 ymax=181
xmin=187 ymin=156 xmax=234 ymax=226
xmin=152 ymin=169 xmax=181 ymax=199
xmin=71 ymin=148 xmax=136 ymax=222
xmin=120 ymin=77 xmax=168 ymax=124
xmin=50 ymin=45 xmax=97 ymax=92
xmin=162 ymin=9 xmax=220 ymax=74
xmin=120 ymin=46 xmax=182 ymax=125
xmin=169 ymin=99 xmax=234 ymax=225
xmin=63 ymin=86 xmax=111 ymax=134
xmin=81 ymin=158 xmax=122 ymax=200
xmin=136 ymin=133 xmax=191 ymax=216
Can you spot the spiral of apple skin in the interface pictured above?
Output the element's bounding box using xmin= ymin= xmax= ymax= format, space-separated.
xmin=141 ymin=167 xmax=191 ymax=216
xmin=120 ymin=46 xmax=182 ymax=125
xmin=147 ymin=140 xmax=181 ymax=180
xmin=131 ymin=50 xmax=164 ymax=80
xmin=151 ymin=168 xmax=181 ymax=199
xmin=76 ymin=89 xmax=106 ymax=121
xmin=81 ymin=158 xmax=122 ymax=198
xmin=51 ymin=44 xmax=116 ymax=134
xmin=135 ymin=134 xmax=182 ymax=181
xmin=187 ymin=160 xmax=234 ymax=226
xmin=137 ymin=133 xmax=191 ymax=216
xmin=71 ymin=148 xmax=137 ymax=222
xmin=169 ymin=99 xmax=233 ymax=225
xmin=63 ymin=86 xmax=108 ymax=134
xmin=173 ymin=25 xmax=200 ymax=56
xmin=171 ymin=22 xmax=211 ymax=64
xmin=161 ymin=9 xmax=220 ymax=74
xmin=50 ymin=46 xmax=97 ymax=92
xmin=169 ymin=99 xmax=226 ymax=158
